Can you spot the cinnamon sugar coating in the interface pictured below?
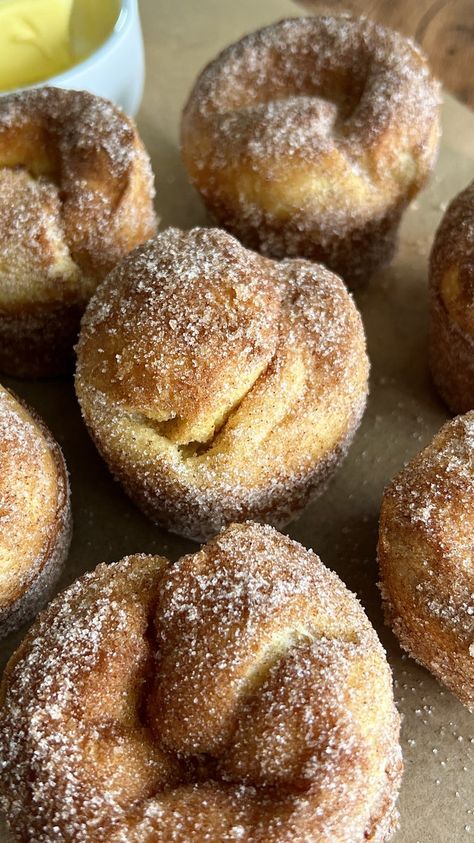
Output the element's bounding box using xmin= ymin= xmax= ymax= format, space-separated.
xmin=0 ymin=384 xmax=71 ymax=636
xmin=378 ymin=413 xmax=474 ymax=710
xmin=0 ymin=87 xmax=157 ymax=377
xmin=429 ymin=180 xmax=474 ymax=413
xmin=0 ymin=522 xmax=402 ymax=842
xmin=181 ymin=15 xmax=441 ymax=287
xmin=75 ymin=227 xmax=369 ymax=541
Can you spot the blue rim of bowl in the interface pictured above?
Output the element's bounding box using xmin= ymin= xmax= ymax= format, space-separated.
xmin=43 ymin=0 xmax=136 ymax=88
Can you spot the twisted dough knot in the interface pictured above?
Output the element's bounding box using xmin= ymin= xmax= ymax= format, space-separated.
xmin=378 ymin=413 xmax=474 ymax=711
xmin=0 ymin=87 xmax=157 ymax=376
xmin=0 ymin=522 xmax=402 ymax=842
xmin=429 ymin=180 xmax=474 ymax=412
xmin=181 ymin=15 xmax=441 ymax=284
xmin=78 ymin=226 xmax=281 ymax=446
xmin=431 ymin=180 xmax=474 ymax=337
xmin=0 ymin=87 xmax=156 ymax=279
xmin=0 ymin=385 xmax=71 ymax=637
xmin=76 ymin=227 xmax=369 ymax=540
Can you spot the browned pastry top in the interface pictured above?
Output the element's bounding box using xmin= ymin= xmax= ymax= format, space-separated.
xmin=182 ymin=15 xmax=440 ymax=229
xmin=0 ymin=384 xmax=70 ymax=630
xmin=78 ymin=227 xmax=280 ymax=442
xmin=0 ymin=86 xmax=157 ymax=302
xmin=380 ymin=413 xmax=474 ymax=648
xmin=77 ymin=226 xmax=366 ymax=439
xmin=430 ymin=179 xmax=474 ymax=338
xmin=75 ymin=227 xmax=369 ymax=538
xmin=0 ymin=522 xmax=402 ymax=842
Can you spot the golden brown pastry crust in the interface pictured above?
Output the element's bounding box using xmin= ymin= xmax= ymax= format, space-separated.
xmin=0 ymin=522 xmax=402 ymax=842
xmin=429 ymin=180 xmax=474 ymax=413
xmin=378 ymin=413 xmax=474 ymax=710
xmin=181 ymin=15 xmax=441 ymax=286
xmin=0 ymin=87 xmax=157 ymax=377
xmin=75 ymin=227 xmax=369 ymax=541
xmin=0 ymin=384 xmax=71 ymax=636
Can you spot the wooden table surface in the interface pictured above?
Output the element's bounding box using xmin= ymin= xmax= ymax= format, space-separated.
xmin=293 ymin=0 xmax=474 ymax=109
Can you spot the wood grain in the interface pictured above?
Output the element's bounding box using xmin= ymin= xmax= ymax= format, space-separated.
xmin=292 ymin=0 xmax=474 ymax=108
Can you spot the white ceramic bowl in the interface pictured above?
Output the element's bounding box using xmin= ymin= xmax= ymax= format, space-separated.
xmin=29 ymin=0 xmax=144 ymax=116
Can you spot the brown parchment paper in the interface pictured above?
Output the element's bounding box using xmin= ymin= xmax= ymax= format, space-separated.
xmin=1 ymin=1 xmax=473 ymax=840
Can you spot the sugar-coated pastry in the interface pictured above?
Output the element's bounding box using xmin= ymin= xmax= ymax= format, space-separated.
xmin=0 ymin=384 xmax=71 ymax=637
xmin=0 ymin=522 xmax=402 ymax=842
xmin=429 ymin=180 xmax=474 ymax=413
xmin=378 ymin=413 xmax=474 ymax=710
xmin=75 ymin=227 xmax=369 ymax=541
xmin=0 ymin=87 xmax=157 ymax=378
xmin=181 ymin=15 xmax=441 ymax=286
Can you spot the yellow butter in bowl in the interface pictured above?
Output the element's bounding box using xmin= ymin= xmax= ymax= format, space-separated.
xmin=0 ymin=0 xmax=120 ymax=92
xmin=69 ymin=0 xmax=120 ymax=60
xmin=0 ymin=0 xmax=74 ymax=90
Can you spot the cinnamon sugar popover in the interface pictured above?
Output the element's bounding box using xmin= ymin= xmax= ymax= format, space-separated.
xmin=378 ymin=413 xmax=474 ymax=710
xmin=0 ymin=522 xmax=402 ymax=842
xmin=75 ymin=227 xmax=369 ymax=541
xmin=429 ymin=180 xmax=474 ymax=413
xmin=181 ymin=16 xmax=441 ymax=286
xmin=0 ymin=384 xmax=71 ymax=637
xmin=0 ymin=87 xmax=157 ymax=378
